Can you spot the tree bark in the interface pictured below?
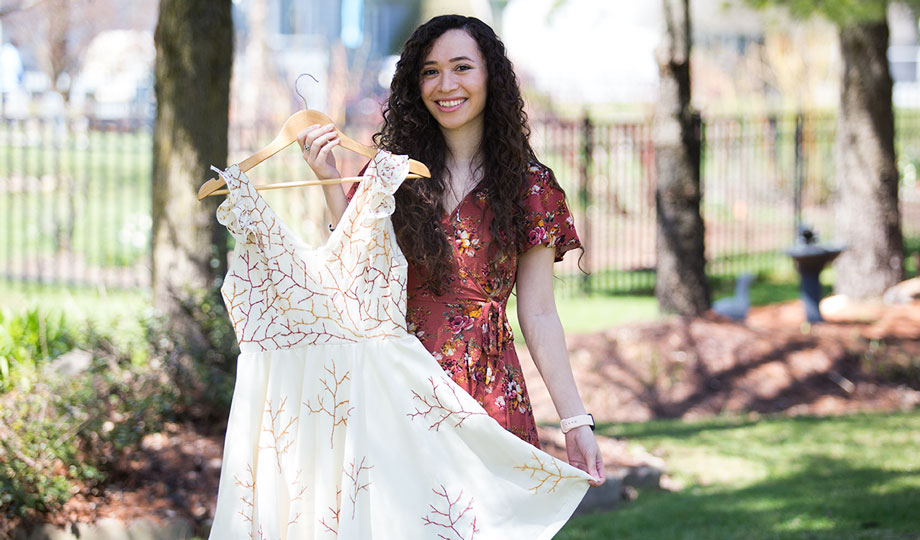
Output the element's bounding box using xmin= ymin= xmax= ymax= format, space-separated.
xmin=152 ymin=0 xmax=232 ymax=352
xmin=834 ymin=20 xmax=904 ymax=299
xmin=653 ymin=0 xmax=710 ymax=315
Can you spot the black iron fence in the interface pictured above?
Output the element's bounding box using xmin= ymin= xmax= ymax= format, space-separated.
xmin=2 ymin=111 xmax=919 ymax=294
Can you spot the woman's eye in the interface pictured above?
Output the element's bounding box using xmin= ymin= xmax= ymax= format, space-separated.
xmin=456 ymin=65 xmax=472 ymax=72
xmin=422 ymin=69 xmax=438 ymax=77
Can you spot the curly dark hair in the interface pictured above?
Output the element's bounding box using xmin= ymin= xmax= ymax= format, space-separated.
xmin=375 ymin=14 xmax=548 ymax=295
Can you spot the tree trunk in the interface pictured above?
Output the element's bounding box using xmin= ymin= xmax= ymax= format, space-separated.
xmin=653 ymin=0 xmax=710 ymax=316
xmin=152 ymin=0 xmax=232 ymax=353
xmin=834 ymin=21 xmax=904 ymax=299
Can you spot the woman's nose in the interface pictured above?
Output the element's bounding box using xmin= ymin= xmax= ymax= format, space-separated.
xmin=437 ymin=73 xmax=459 ymax=92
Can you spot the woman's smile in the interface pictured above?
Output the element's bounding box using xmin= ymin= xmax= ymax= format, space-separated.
xmin=435 ymin=98 xmax=468 ymax=111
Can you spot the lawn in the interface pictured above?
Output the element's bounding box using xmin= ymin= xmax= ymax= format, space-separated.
xmin=557 ymin=411 xmax=920 ymax=540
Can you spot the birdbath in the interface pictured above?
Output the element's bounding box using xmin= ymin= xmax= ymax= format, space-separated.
xmin=785 ymin=225 xmax=845 ymax=323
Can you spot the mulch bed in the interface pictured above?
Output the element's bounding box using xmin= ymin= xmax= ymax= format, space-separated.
xmin=14 ymin=299 xmax=920 ymax=535
xmin=522 ymin=299 xmax=920 ymax=423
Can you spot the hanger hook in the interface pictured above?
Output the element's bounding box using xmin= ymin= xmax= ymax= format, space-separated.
xmin=295 ymin=73 xmax=319 ymax=110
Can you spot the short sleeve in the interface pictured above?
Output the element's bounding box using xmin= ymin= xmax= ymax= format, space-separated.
xmin=214 ymin=165 xmax=259 ymax=245
xmin=521 ymin=163 xmax=581 ymax=262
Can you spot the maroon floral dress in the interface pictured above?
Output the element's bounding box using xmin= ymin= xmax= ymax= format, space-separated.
xmin=349 ymin=163 xmax=581 ymax=447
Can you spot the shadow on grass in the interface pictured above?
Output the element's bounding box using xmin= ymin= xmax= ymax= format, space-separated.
xmin=558 ymin=454 xmax=920 ymax=540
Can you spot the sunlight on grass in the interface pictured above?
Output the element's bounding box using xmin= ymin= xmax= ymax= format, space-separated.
xmin=0 ymin=282 xmax=152 ymax=349
xmin=507 ymin=293 xmax=661 ymax=342
xmin=558 ymin=411 xmax=920 ymax=540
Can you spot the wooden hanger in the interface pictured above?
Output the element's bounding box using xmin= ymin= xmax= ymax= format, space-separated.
xmin=197 ymin=109 xmax=431 ymax=200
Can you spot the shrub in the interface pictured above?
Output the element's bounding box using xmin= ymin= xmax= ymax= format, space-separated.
xmin=0 ymin=309 xmax=75 ymax=391
xmin=0 ymin=309 xmax=177 ymax=528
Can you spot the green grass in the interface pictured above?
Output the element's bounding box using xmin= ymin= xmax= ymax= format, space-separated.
xmin=507 ymin=293 xmax=661 ymax=343
xmin=505 ymin=265 xmax=806 ymax=343
xmin=558 ymin=411 xmax=920 ymax=540
xmin=0 ymin=282 xmax=151 ymax=341
xmin=0 ymin=134 xmax=152 ymax=268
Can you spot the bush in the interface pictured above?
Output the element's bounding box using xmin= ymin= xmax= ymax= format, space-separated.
xmin=149 ymin=286 xmax=238 ymax=418
xmin=0 ymin=309 xmax=177 ymax=527
xmin=0 ymin=287 xmax=240 ymax=529
xmin=0 ymin=309 xmax=76 ymax=391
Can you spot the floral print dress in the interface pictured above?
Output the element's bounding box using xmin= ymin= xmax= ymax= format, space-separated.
xmin=349 ymin=163 xmax=581 ymax=447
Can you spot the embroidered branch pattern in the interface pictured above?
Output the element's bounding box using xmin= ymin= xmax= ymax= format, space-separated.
xmin=214 ymin=154 xmax=410 ymax=351
xmin=288 ymin=468 xmax=308 ymax=527
xmin=408 ymin=377 xmax=486 ymax=431
xmin=514 ymin=451 xmax=583 ymax=494
xmin=260 ymin=397 xmax=297 ymax=473
xmin=319 ymin=487 xmax=343 ymax=534
xmin=304 ymin=360 xmax=355 ymax=448
xmin=344 ymin=457 xmax=373 ymax=519
xmin=233 ymin=465 xmax=263 ymax=539
xmin=421 ymin=484 xmax=480 ymax=540
xmin=234 ymin=461 xmax=307 ymax=537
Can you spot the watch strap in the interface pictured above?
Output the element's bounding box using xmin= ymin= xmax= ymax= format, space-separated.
xmin=560 ymin=413 xmax=595 ymax=433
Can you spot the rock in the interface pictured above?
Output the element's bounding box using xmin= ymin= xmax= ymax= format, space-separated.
xmin=882 ymin=277 xmax=920 ymax=305
xmin=621 ymin=464 xmax=662 ymax=489
xmin=17 ymin=517 xmax=194 ymax=540
xmin=574 ymin=474 xmax=623 ymax=515
xmin=48 ymin=349 xmax=93 ymax=377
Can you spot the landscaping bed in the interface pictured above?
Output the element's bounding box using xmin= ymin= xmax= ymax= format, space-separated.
xmin=5 ymin=299 xmax=919 ymax=538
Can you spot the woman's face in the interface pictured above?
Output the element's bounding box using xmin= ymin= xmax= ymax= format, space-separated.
xmin=419 ymin=29 xmax=488 ymax=134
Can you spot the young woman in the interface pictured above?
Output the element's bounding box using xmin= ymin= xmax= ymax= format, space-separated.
xmin=299 ymin=14 xmax=604 ymax=486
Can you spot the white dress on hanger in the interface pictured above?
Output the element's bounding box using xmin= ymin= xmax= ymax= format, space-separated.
xmin=207 ymin=150 xmax=590 ymax=539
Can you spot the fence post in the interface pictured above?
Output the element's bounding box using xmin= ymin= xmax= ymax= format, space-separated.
xmin=794 ymin=111 xmax=804 ymax=240
xmin=580 ymin=114 xmax=593 ymax=295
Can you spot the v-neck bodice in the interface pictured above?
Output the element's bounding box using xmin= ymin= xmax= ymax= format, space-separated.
xmin=214 ymin=151 xmax=411 ymax=353
xmin=441 ymin=182 xmax=485 ymax=220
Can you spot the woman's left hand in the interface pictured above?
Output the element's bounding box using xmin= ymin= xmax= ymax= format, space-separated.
xmin=565 ymin=426 xmax=606 ymax=487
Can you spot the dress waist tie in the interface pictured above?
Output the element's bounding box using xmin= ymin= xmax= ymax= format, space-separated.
xmin=480 ymin=299 xmax=509 ymax=357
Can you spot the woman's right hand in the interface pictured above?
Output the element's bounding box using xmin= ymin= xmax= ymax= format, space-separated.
xmin=297 ymin=123 xmax=341 ymax=180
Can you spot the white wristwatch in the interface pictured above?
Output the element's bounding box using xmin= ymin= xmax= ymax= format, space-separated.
xmin=560 ymin=413 xmax=595 ymax=434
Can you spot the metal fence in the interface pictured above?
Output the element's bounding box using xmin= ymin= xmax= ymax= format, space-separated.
xmin=2 ymin=111 xmax=919 ymax=294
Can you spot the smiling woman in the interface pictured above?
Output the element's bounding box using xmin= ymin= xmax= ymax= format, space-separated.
xmin=293 ymin=13 xmax=605 ymax=536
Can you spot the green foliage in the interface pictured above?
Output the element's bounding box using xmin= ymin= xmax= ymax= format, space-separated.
xmin=149 ymin=285 xmax=238 ymax=416
xmin=0 ymin=309 xmax=76 ymax=391
xmin=0 ymin=308 xmax=177 ymax=526
xmin=742 ymin=0 xmax=891 ymax=25
xmin=0 ymin=379 xmax=101 ymax=518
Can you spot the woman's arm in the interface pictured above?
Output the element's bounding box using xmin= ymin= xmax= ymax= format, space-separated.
xmin=516 ymin=244 xmax=605 ymax=485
